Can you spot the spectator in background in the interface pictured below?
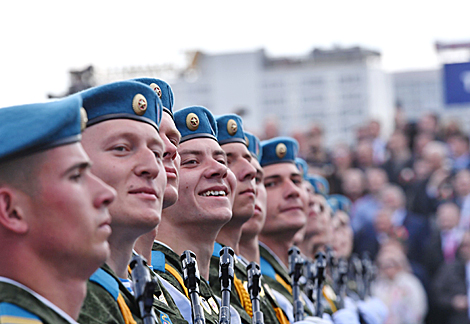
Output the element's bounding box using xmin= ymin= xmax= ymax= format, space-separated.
xmin=354 ymin=140 xmax=375 ymax=171
xmin=351 ymin=168 xmax=389 ymax=233
xmin=372 ymin=242 xmax=428 ymax=324
xmin=407 ymin=141 xmax=450 ymax=217
xmin=417 ymin=113 xmax=441 ymax=141
xmin=261 ymin=115 xmax=279 ymax=140
xmin=328 ymin=142 xmax=353 ymax=195
xmin=452 ymin=169 xmax=470 ymax=209
xmin=423 ymin=202 xmax=464 ymax=280
xmin=380 ymin=184 xmax=429 ymax=279
xmin=432 ymin=231 xmax=470 ymax=324
xmin=382 ymin=130 xmax=414 ymax=188
xmin=341 ymin=168 xmax=366 ymax=206
xmin=412 ymin=133 xmax=434 ymax=162
xmin=369 ymin=119 xmax=387 ymax=165
xmin=447 ymin=132 xmax=470 ymax=171
xmin=305 ymin=123 xmax=331 ymax=170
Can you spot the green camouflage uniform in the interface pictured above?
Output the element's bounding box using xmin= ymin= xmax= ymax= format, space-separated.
xmin=259 ymin=244 xmax=313 ymax=320
xmin=152 ymin=242 xmax=221 ymax=324
xmin=0 ymin=281 xmax=74 ymax=324
xmin=210 ymin=242 xmax=285 ymax=324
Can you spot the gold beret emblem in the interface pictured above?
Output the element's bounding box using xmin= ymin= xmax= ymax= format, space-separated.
xmin=80 ymin=107 xmax=88 ymax=131
xmin=227 ymin=119 xmax=238 ymax=136
xmin=132 ymin=94 xmax=147 ymax=116
xmin=245 ymin=136 xmax=249 ymax=147
xmin=149 ymin=83 xmax=162 ymax=99
xmin=186 ymin=113 xmax=199 ymax=131
xmin=276 ymin=143 xmax=287 ymax=159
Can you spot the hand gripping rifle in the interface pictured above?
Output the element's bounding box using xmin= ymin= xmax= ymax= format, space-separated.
xmin=314 ymin=252 xmax=326 ymax=317
xmin=219 ymin=247 xmax=235 ymax=324
xmin=288 ymin=246 xmax=304 ymax=322
xmin=129 ymin=255 xmax=158 ymax=324
xmin=247 ymin=262 xmax=264 ymax=324
xmin=181 ymin=250 xmax=206 ymax=324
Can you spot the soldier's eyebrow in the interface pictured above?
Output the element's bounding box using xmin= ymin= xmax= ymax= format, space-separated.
xmin=264 ymin=175 xmax=281 ymax=181
xmin=62 ymin=161 xmax=92 ymax=177
xmin=178 ymin=149 xmax=203 ymax=157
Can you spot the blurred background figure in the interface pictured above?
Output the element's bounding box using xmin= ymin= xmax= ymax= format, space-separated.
xmin=372 ymin=241 xmax=428 ymax=324
xmin=382 ymin=130 xmax=414 ymax=188
xmin=351 ymin=167 xmax=389 ymax=233
xmin=368 ymin=119 xmax=387 ymax=166
xmin=432 ymin=231 xmax=470 ymax=324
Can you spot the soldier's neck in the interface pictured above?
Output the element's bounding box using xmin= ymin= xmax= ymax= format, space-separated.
xmin=259 ymin=235 xmax=295 ymax=267
xmin=157 ymin=219 xmax=222 ymax=280
xmin=107 ymin=228 xmax=139 ymax=279
xmin=216 ymin=225 xmax=243 ymax=255
xmin=238 ymin=234 xmax=260 ymax=264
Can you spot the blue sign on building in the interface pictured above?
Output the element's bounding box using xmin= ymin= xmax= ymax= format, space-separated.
xmin=444 ymin=62 xmax=470 ymax=105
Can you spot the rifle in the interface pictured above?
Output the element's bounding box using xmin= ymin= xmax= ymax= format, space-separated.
xmin=288 ymin=246 xmax=304 ymax=322
xmin=181 ymin=250 xmax=206 ymax=324
xmin=350 ymin=254 xmax=365 ymax=301
xmin=219 ymin=247 xmax=234 ymax=324
xmin=314 ymin=252 xmax=326 ymax=317
xmin=247 ymin=262 xmax=264 ymax=324
xmin=129 ymin=255 xmax=158 ymax=324
xmin=334 ymin=257 xmax=349 ymax=309
xmin=361 ymin=252 xmax=374 ymax=299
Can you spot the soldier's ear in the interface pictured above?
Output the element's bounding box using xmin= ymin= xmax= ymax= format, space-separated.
xmin=0 ymin=187 xmax=29 ymax=234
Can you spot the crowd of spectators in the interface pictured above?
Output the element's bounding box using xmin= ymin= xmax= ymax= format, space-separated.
xmin=262 ymin=111 xmax=470 ymax=324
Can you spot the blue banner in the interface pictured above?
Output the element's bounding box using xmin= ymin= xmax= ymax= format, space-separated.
xmin=444 ymin=62 xmax=470 ymax=104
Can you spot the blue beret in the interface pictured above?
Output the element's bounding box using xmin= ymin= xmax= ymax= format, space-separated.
xmin=260 ymin=137 xmax=298 ymax=167
xmin=215 ymin=114 xmax=246 ymax=145
xmin=295 ymin=158 xmax=309 ymax=179
xmin=245 ymin=132 xmax=262 ymax=162
xmin=307 ymin=175 xmax=330 ymax=196
xmin=174 ymin=106 xmax=217 ymax=143
xmin=327 ymin=194 xmax=352 ymax=214
xmin=0 ymin=95 xmax=84 ymax=162
xmin=131 ymin=78 xmax=174 ymax=117
xmin=79 ymin=81 xmax=162 ymax=131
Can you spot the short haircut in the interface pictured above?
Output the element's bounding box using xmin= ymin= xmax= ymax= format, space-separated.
xmin=0 ymin=152 xmax=47 ymax=196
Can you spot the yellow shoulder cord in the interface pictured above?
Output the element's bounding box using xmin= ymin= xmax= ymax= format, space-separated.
xmin=117 ymin=293 xmax=138 ymax=324
xmin=233 ymin=274 xmax=253 ymax=317
xmin=273 ymin=305 xmax=290 ymax=324
xmin=322 ymin=286 xmax=338 ymax=313
xmin=274 ymin=273 xmax=292 ymax=295
xmin=165 ymin=263 xmax=190 ymax=299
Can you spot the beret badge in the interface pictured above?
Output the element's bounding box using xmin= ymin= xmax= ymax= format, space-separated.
xmin=132 ymin=94 xmax=147 ymax=116
xmin=80 ymin=107 xmax=88 ymax=131
xmin=149 ymin=83 xmax=162 ymax=99
xmin=186 ymin=113 xmax=199 ymax=131
xmin=227 ymin=119 xmax=238 ymax=136
xmin=276 ymin=143 xmax=287 ymax=159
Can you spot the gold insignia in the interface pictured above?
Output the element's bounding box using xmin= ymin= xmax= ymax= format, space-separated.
xmin=245 ymin=136 xmax=249 ymax=147
xmin=150 ymin=83 xmax=162 ymax=99
xmin=208 ymin=297 xmax=219 ymax=314
xmin=200 ymin=297 xmax=212 ymax=315
xmin=323 ymin=285 xmax=337 ymax=301
xmin=186 ymin=113 xmax=199 ymax=131
xmin=132 ymin=94 xmax=147 ymax=116
xmin=276 ymin=143 xmax=287 ymax=159
xmin=80 ymin=107 xmax=88 ymax=131
xmin=227 ymin=119 xmax=238 ymax=136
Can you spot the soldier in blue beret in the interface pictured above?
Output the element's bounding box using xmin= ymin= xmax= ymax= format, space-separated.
xmin=210 ymin=115 xmax=282 ymax=324
xmin=154 ymin=106 xmax=238 ymax=324
xmin=130 ymin=79 xmax=181 ymax=263
xmin=76 ymin=81 xmax=187 ymax=324
xmin=255 ymin=137 xmax=313 ymax=320
xmin=296 ymin=158 xmax=309 ymax=180
xmin=0 ymin=96 xmax=116 ymax=324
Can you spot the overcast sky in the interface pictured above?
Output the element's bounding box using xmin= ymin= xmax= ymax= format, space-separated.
xmin=0 ymin=0 xmax=468 ymax=108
